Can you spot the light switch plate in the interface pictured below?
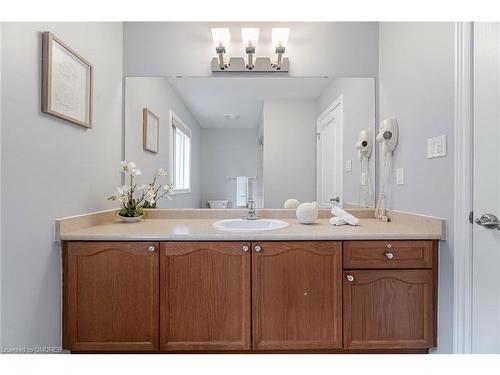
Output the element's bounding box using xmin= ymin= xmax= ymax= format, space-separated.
xmin=428 ymin=135 xmax=447 ymax=158
xmin=345 ymin=159 xmax=352 ymax=172
xmin=396 ymin=168 xmax=404 ymax=185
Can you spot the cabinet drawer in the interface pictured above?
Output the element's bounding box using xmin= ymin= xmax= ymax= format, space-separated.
xmin=343 ymin=241 xmax=433 ymax=269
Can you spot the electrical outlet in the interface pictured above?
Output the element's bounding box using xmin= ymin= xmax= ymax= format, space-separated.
xmin=396 ymin=168 xmax=404 ymax=185
xmin=345 ymin=159 xmax=352 ymax=172
xmin=428 ymin=135 xmax=447 ymax=158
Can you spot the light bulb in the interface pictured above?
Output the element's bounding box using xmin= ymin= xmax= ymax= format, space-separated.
xmin=241 ymin=28 xmax=259 ymax=49
xmin=272 ymin=28 xmax=290 ymax=50
xmin=211 ymin=28 xmax=230 ymax=49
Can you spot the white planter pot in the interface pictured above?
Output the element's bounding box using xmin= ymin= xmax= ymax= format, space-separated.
xmin=117 ymin=213 xmax=144 ymax=223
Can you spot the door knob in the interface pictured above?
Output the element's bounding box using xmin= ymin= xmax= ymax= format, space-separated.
xmin=346 ymin=275 xmax=354 ymax=282
xmin=475 ymin=214 xmax=500 ymax=230
xmin=385 ymin=252 xmax=394 ymax=259
xmin=148 ymin=246 xmax=156 ymax=252
xmin=242 ymin=245 xmax=249 ymax=252
xmin=254 ymin=245 xmax=262 ymax=252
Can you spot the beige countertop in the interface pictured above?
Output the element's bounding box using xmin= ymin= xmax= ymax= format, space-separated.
xmin=57 ymin=209 xmax=445 ymax=241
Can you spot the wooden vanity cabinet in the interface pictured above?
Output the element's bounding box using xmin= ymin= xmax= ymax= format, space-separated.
xmin=63 ymin=241 xmax=159 ymax=352
xmin=252 ymin=241 xmax=343 ymax=350
xmin=159 ymin=242 xmax=251 ymax=351
xmin=62 ymin=239 xmax=438 ymax=353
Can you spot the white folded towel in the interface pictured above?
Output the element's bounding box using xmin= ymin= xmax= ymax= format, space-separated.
xmin=330 ymin=217 xmax=347 ymax=226
xmin=331 ymin=206 xmax=360 ymax=226
xmin=236 ymin=176 xmax=248 ymax=207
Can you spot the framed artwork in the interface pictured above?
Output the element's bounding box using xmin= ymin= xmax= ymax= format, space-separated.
xmin=42 ymin=32 xmax=94 ymax=128
xmin=143 ymin=108 xmax=159 ymax=154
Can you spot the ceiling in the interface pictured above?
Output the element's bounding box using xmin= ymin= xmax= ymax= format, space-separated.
xmin=166 ymin=77 xmax=334 ymax=129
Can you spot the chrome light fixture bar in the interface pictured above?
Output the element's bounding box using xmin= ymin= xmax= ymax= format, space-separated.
xmin=211 ymin=27 xmax=290 ymax=72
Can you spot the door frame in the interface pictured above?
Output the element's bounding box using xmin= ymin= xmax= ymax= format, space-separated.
xmin=316 ymin=94 xmax=344 ymax=207
xmin=453 ymin=21 xmax=474 ymax=354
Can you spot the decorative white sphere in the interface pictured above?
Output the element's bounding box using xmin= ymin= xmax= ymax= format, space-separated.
xmin=296 ymin=202 xmax=319 ymax=224
xmin=284 ymin=198 xmax=300 ymax=209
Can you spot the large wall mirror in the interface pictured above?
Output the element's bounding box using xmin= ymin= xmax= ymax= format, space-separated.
xmin=124 ymin=76 xmax=376 ymax=209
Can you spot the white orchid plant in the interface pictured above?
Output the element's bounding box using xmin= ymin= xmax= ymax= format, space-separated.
xmin=142 ymin=167 xmax=174 ymax=209
xmin=108 ymin=161 xmax=173 ymax=217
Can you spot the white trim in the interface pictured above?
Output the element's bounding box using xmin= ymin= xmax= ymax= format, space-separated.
xmin=453 ymin=21 xmax=474 ymax=354
xmin=317 ymin=95 xmax=343 ymax=123
xmin=170 ymin=188 xmax=191 ymax=196
xmin=316 ymin=95 xmax=344 ymax=207
xmin=169 ymin=110 xmax=192 ymax=194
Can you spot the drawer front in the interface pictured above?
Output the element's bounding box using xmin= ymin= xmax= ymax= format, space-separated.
xmin=343 ymin=240 xmax=434 ymax=269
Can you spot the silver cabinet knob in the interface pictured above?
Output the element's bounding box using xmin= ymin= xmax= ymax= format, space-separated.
xmin=346 ymin=275 xmax=354 ymax=282
xmin=387 ymin=243 xmax=392 ymax=249
xmin=475 ymin=214 xmax=500 ymax=230
xmin=254 ymin=245 xmax=262 ymax=252
xmin=242 ymin=245 xmax=249 ymax=252
xmin=385 ymin=252 xmax=394 ymax=259
xmin=148 ymin=246 xmax=155 ymax=252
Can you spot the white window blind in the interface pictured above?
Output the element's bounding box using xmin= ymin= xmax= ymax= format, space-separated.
xmin=172 ymin=113 xmax=191 ymax=192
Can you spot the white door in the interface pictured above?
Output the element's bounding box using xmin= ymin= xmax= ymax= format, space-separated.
xmin=472 ymin=22 xmax=500 ymax=353
xmin=316 ymin=96 xmax=343 ymax=208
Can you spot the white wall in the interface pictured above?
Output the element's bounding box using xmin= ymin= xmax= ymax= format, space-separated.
xmin=378 ymin=22 xmax=455 ymax=353
xmin=123 ymin=22 xmax=379 ymax=77
xmin=263 ymin=99 xmax=317 ymax=208
xmin=318 ymin=78 xmax=376 ymax=207
xmin=124 ymin=77 xmax=202 ymax=208
xmin=1 ymin=22 xmax=123 ymax=350
xmin=200 ymin=128 xmax=258 ymax=208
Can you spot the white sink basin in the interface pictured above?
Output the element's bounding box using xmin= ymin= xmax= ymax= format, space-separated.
xmin=213 ymin=218 xmax=289 ymax=232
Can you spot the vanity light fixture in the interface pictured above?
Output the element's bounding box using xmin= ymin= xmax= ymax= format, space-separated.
xmin=241 ymin=28 xmax=259 ymax=70
xmin=211 ymin=27 xmax=289 ymax=72
xmin=211 ymin=28 xmax=230 ymax=70
xmin=271 ymin=28 xmax=290 ymax=70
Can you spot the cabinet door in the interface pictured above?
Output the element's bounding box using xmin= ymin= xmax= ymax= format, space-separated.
xmin=252 ymin=241 xmax=343 ymax=350
xmin=64 ymin=242 xmax=159 ymax=352
xmin=160 ymin=242 xmax=251 ymax=351
xmin=343 ymin=270 xmax=434 ymax=349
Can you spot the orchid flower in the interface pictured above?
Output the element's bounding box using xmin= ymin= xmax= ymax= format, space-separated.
xmin=109 ymin=162 xmax=174 ymax=215
xmin=156 ymin=168 xmax=168 ymax=177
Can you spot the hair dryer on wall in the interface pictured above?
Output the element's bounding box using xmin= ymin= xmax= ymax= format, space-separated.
xmin=375 ymin=118 xmax=399 ymax=220
xmin=355 ymin=128 xmax=374 ymax=207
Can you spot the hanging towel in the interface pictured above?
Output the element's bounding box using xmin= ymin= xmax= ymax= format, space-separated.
xmin=236 ymin=176 xmax=248 ymax=207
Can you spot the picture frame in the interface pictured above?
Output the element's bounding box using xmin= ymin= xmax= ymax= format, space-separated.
xmin=143 ymin=108 xmax=160 ymax=154
xmin=42 ymin=32 xmax=94 ymax=128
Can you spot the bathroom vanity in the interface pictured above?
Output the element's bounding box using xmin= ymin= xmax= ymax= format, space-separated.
xmin=58 ymin=209 xmax=443 ymax=353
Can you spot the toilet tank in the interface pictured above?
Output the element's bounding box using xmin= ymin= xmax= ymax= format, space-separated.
xmin=208 ymin=200 xmax=229 ymax=209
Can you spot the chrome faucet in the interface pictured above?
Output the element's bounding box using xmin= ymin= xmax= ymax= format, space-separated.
xmin=246 ymin=198 xmax=257 ymax=220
